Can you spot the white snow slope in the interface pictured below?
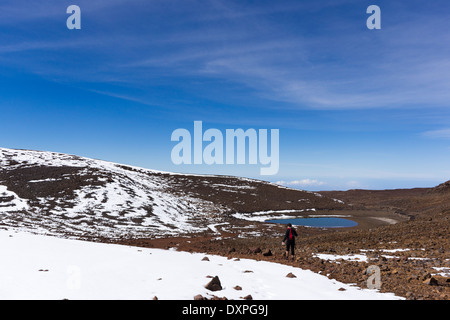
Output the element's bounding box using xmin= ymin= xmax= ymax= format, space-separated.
xmin=0 ymin=229 xmax=403 ymax=300
xmin=0 ymin=148 xmax=223 ymax=238
xmin=0 ymin=147 xmax=342 ymax=239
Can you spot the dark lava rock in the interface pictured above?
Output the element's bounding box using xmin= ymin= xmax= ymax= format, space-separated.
xmin=205 ymin=276 xmax=222 ymax=291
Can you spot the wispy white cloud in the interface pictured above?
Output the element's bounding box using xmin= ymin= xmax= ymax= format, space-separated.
xmin=423 ymin=128 xmax=450 ymax=139
xmin=117 ymin=2 xmax=450 ymax=111
xmin=2 ymin=0 xmax=450 ymax=112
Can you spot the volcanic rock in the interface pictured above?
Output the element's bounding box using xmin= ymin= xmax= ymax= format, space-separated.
xmin=205 ymin=276 xmax=222 ymax=291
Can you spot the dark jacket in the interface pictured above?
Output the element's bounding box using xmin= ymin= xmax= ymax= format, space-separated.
xmin=283 ymin=227 xmax=298 ymax=243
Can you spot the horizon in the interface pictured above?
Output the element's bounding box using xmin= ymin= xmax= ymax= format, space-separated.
xmin=0 ymin=145 xmax=446 ymax=192
xmin=1 ymin=0 xmax=449 ymax=191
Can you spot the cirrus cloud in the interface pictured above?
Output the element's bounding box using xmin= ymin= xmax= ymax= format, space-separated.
xmin=423 ymin=129 xmax=450 ymax=139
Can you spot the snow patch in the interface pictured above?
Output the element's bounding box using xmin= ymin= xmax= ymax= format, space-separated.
xmin=0 ymin=185 xmax=29 ymax=211
xmin=0 ymin=229 xmax=403 ymax=300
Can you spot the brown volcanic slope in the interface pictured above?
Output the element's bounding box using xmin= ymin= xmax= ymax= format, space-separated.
xmin=0 ymin=147 xmax=355 ymax=239
xmin=432 ymin=180 xmax=450 ymax=194
xmin=319 ymin=181 xmax=450 ymax=217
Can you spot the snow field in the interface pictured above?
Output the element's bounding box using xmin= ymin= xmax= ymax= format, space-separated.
xmin=0 ymin=229 xmax=403 ymax=300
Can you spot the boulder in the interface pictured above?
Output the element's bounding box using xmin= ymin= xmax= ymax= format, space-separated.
xmin=423 ymin=277 xmax=438 ymax=286
xmin=286 ymin=272 xmax=297 ymax=278
xmin=210 ymin=295 xmax=228 ymax=300
xmin=249 ymin=247 xmax=262 ymax=254
xmin=205 ymin=276 xmax=223 ymax=291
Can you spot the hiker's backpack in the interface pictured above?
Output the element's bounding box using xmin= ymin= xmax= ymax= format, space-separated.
xmin=289 ymin=227 xmax=293 ymax=240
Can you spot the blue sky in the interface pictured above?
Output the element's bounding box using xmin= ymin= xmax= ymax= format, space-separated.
xmin=1 ymin=0 xmax=450 ymax=190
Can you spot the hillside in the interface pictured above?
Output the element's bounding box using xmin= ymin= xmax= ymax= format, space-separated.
xmin=0 ymin=147 xmax=349 ymax=239
xmin=431 ymin=180 xmax=450 ymax=194
xmin=319 ymin=182 xmax=450 ymax=217
xmin=1 ymin=147 xmax=449 ymax=300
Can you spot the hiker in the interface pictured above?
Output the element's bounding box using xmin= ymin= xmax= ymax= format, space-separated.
xmin=282 ymin=223 xmax=298 ymax=260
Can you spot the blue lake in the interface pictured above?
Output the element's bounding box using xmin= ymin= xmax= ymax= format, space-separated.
xmin=266 ymin=217 xmax=358 ymax=228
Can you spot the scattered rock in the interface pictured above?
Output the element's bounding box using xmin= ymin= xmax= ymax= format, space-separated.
xmin=263 ymin=249 xmax=272 ymax=257
xmin=243 ymin=270 xmax=253 ymax=273
xmin=202 ymin=256 xmax=210 ymax=261
xmin=242 ymin=295 xmax=253 ymax=300
xmin=234 ymin=286 xmax=242 ymax=291
xmin=338 ymin=287 xmax=346 ymax=291
xmin=423 ymin=277 xmax=438 ymax=286
xmin=286 ymin=272 xmax=296 ymax=278
xmin=422 ymin=272 xmax=432 ymax=280
xmin=249 ymin=247 xmax=262 ymax=254
xmin=205 ymin=276 xmax=223 ymax=291
xmin=210 ymin=295 xmax=228 ymax=300
xmin=152 ymin=296 xmax=158 ymax=300
xmin=194 ymin=294 xmax=206 ymax=300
